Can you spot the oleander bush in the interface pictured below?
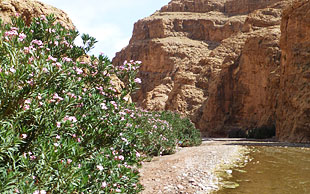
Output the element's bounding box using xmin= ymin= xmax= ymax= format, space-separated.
xmin=159 ymin=111 xmax=201 ymax=147
xmin=0 ymin=14 xmax=201 ymax=194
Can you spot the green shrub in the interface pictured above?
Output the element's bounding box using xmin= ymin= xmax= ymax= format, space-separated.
xmin=132 ymin=110 xmax=202 ymax=156
xmin=159 ymin=111 xmax=201 ymax=147
xmin=0 ymin=14 xmax=201 ymax=194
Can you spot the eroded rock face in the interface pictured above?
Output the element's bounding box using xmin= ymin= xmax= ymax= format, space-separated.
xmin=277 ymin=0 xmax=310 ymax=143
xmin=197 ymin=27 xmax=281 ymax=136
xmin=0 ymin=0 xmax=74 ymax=29
xmin=113 ymin=0 xmax=292 ymax=138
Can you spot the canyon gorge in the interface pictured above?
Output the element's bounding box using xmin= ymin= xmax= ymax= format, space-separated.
xmin=113 ymin=0 xmax=310 ymax=143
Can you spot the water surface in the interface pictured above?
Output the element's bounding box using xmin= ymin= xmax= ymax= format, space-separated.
xmin=216 ymin=144 xmax=310 ymax=194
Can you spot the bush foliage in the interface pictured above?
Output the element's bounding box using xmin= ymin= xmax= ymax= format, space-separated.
xmin=0 ymin=15 xmax=201 ymax=193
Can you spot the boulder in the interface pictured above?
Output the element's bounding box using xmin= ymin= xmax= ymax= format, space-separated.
xmin=0 ymin=0 xmax=74 ymax=29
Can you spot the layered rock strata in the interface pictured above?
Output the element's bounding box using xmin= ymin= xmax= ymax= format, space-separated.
xmin=277 ymin=0 xmax=310 ymax=142
xmin=113 ymin=0 xmax=292 ymax=138
xmin=113 ymin=0 xmax=286 ymax=137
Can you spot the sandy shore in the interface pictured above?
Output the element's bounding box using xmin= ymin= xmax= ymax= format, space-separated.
xmin=139 ymin=138 xmax=249 ymax=194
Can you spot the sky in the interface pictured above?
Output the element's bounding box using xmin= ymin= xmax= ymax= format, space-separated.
xmin=39 ymin=0 xmax=170 ymax=60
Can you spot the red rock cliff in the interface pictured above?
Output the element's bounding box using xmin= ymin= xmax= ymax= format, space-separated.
xmin=277 ymin=0 xmax=310 ymax=143
xmin=113 ymin=0 xmax=292 ymax=138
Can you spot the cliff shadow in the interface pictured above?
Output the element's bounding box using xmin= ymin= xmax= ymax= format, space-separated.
xmin=203 ymin=138 xmax=310 ymax=148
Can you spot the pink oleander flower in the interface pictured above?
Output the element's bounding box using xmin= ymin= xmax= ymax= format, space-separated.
xmin=23 ymin=104 xmax=30 ymax=111
xmin=115 ymin=155 xmax=124 ymax=161
xmin=53 ymin=93 xmax=63 ymax=101
xmin=28 ymin=56 xmax=34 ymax=64
xmin=62 ymin=57 xmax=72 ymax=62
xmin=40 ymin=15 xmax=47 ymax=21
xmin=18 ymin=33 xmax=26 ymax=41
xmin=9 ymin=67 xmax=16 ymax=73
xmin=56 ymin=135 xmax=61 ymax=139
xmin=54 ymin=62 xmax=62 ymax=69
xmin=34 ymin=190 xmax=45 ymax=194
xmin=63 ymin=116 xmax=77 ymax=123
xmin=75 ymin=67 xmax=83 ymax=75
xmin=21 ymin=134 xmax=27 ymax=139
xmin=102 ymin=181 xmax=107 ymax=188
xmin=26 ymin=79 xmax=34 ymax=86
xmin=47 ymin=55 xmax=57 ymax=62
xmin=30 ymin=155 xmax=36 ymax=160
xmin=100 ymin=103 xmax=108 ymax=110
xmin=5 ymin=30 xmax=18 ymax=37
xmin=42 ymin=67 xmax=48 ymax=73
xmin=97 ymin=165 xmax=104 ymax=171
xmin=56 ymin=122 xmax=61 ymax=128
xmin=67 ymin=159 xmax=72 ymax=164
xmin=24 ymin=47 xmax=30 ymax=53
xmin=61 ymin=40 xmax=69 ymax=46
xmin=70 ymin=116 xmax=77 ymax=122
xmin=134 ymin=78 xmax=142 ymax=84
xmin=24 ymin=99 xmax=31 ymax=104
xmin=31 ymin=39 xmax=43 ymax=46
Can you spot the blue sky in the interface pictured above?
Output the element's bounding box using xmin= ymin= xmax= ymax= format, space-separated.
xmin=39 ymin=0 xmax=170 ymax=59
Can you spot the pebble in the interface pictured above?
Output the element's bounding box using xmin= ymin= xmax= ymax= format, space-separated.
xmin=140 ymin=140 xmax=248 ymax=194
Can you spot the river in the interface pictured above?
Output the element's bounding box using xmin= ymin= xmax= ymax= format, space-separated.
xmin=216 ymin=141 xmax=310 ymax=194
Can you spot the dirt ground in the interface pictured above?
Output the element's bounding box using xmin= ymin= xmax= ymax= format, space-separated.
xmin=139 ymin=138 xmax=248 ymax=194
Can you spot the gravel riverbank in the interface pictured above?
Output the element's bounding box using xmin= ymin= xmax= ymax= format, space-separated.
xmin=139 ymin=138 xmax=248 ymax=194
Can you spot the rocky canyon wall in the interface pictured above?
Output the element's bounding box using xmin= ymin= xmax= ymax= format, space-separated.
xmin=114 ymin=0 xmax=310 ymax=143
xmin=277 ymin=0 xmax=310 ymax=142
xmin=113 ymin=0 xmax=290 ymax=138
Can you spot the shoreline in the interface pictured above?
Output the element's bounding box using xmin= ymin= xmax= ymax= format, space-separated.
xmin=139 ymin=138 xmax=249 ymax=194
